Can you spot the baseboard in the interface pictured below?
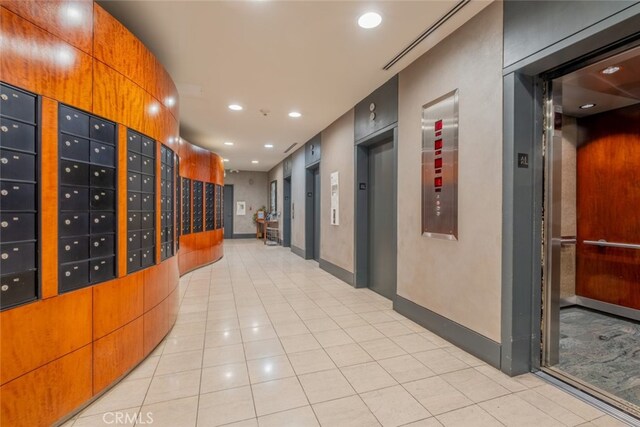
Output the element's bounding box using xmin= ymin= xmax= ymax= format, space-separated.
xmin=319 ymin=259 xmax=354 ymax=286
xmin=291 ymin=245 xmax=306 ymax=259
xmin=394 ymin=295 xmax=502 ymax=369
xmin=231 ymin=233 xmax=256 ymax=239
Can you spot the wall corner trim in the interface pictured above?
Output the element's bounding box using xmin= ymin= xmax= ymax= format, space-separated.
xmin=319 ymin=259 xmax=354 ymax=286
xmin=291 ymin=245 xmax=306 ymax=259
xmin=394 ymin=295 xmax=502 ymax=369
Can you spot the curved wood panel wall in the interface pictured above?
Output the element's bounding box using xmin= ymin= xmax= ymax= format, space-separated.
xmin=0 ymin=2 xmax=223 ymax=426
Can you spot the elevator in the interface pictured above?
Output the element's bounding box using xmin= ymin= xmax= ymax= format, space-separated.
xmin=541 ymin=44 xmax=640 ymax=417
xmin=223 ymin=184 xmax=233 ymax=239
xmin=283 ymin=177 xmax=291 ymax=248
xmin=305 ymin=165 xmax=320 ymax=261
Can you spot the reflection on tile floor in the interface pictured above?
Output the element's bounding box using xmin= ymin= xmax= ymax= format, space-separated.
xmin=65 ymin=240 xmax=629 ymax=426
xmin=558 ymin=307 xmax=640 ymax=409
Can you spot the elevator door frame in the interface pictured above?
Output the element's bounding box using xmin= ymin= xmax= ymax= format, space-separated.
xmin=354 ymin=125 xmax=398 ymax=298
xmin=283 ymin=177 xmax=292 ymax=248
xmin=223 ymin=184 xmax=234 ymax=239
xmin=305 ymin=164 xmax=320 ymax=261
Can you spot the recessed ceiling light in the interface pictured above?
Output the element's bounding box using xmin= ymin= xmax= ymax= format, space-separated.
xmin=601 ymin=66 xmax=620 ymax=75
xmin=223 ymin=158 xmax=229 ymax=162
xmin=251 ymin=160 xmax=259 ymax=164
xmin=264 ymin=144 xmax=273 ymax=148
xmin=579 ymin=103 xmax=596 ymax=109
xmin=358 ymin=12 xmax=382 ymax=29
xmin=288 ymin=111 xmax=301 ymax=118
xmin=224 ymin=141 xmax=234 ymax=146
xmin=228 ymin=104 xmax=243 ymax=111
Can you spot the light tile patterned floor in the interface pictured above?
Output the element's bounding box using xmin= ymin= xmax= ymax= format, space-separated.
xmin=65 ymin=240 xmax=631 ymax=427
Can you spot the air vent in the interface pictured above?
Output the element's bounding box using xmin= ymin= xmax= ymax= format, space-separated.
xmin=382 ymin=0 xmax=470 ymax=71
xmin=284 ymin=143 xmax=298 ymax=154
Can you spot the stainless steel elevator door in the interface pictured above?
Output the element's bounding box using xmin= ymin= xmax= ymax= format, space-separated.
xmin=368 ymin=139 xmax=396 ymax=299
xmin=314 ymin=168 xmax=321 ymax=261
xmin=223 ymin=185 xmax=233 ymax=239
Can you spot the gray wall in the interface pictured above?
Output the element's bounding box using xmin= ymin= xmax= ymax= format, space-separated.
xmin=223 ymin=171 xmax=269 ymax=235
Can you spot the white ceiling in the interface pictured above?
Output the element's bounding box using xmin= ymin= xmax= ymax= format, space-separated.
xmin=99 ymin=0 xmax=491 ymax=171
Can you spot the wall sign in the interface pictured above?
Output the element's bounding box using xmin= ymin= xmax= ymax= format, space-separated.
xmin=330 ymin=171 xmax=339 ymax=225
xmin=421 ymin=89 xmax=459 ymax=240
xmin=236 ymin=201 xmax=246 ymax=216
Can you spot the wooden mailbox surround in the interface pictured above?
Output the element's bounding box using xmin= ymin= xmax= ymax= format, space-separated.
xmin=0 ymin=2 xmax=224 ymax=425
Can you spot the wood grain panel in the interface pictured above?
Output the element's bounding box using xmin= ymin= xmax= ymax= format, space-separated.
xmin=93 ymin=272 xmax=143 ymax=339
xmin=0 ymin=345 xmax=92 ymax=427
xmin=1 ymin=0 xmax=94 ymax=54
xmin=576 ymin=104 xmax=640 ymax=309
xmin=0 ymin=287 xmax=92 ymax=385
xmin=117 ymin=124 xmax=128 ymax=277
xmin=93 ymin=317 xmax=143 ymax=394
xmin=40 ymin=97 xmax=59 ymax=299
xmin=143 ymin=297 xmax=168 ymax=356
xmin=143 ymin=258 xmax=169 ymax=312
xmin=0 ymin=8 xmax=93 ymax=111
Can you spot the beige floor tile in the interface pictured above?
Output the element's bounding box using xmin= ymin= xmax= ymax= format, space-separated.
xmin=247 ymin=355 xmax=295 ymax=383
xmin=391 ymin=334 xmax=439 ymax=354
xmin=238 ymin=314 xmax=272 ymax=329
xmin=313 ymin=330 xmax=355 ymax=348
xmin=344 ymin=325 xmax=385 ymax=343
xmin=435 ymin=405 xmax=502 ymax=427
xmin=515 ymin=389 xmax=586 ymax=425
xmin=479 ymin=394 xmax=564 ymax=426
xmin=125 ymin=355 xmax=160 ymax=381
xmin=243 ymin=338 xmax=285 ymax=360
xmin=203 ymin=343 xmax=246 ymax=367
xmin=401 ymin=418 xmax=443 ymax=426
xmin=168 ymin=321 xmax=207 ymax=338
xmin=257 ymin=406 xmax=319 ymax=427
xmin=374 ymin=321 xmax=414 ymax=338
xmin=322 ymin=305 xmax=354 ymax=317
xmin=268 ymin=310 xmax=302 ymax=324
xmin=205 ymin=329 xmax=243 ymax=348
xmin=201 ymin=362 xmax=250 ymax=393
xmin=207 ymin=317 xmax=240 ymax=332
xmin=280 ymin=333 xmax=322 ymax=353
xmin=251 ymin=377 xmax=309 ymax=416
xmin=163 ymin=334 xmax=205 ymax=355
xmin=145 ymin=369 xmax=202 ymax=405
xmin=82 ymin=378 xmax=151 ymax=415
xmin=241 ymin=325 xmax=278 ymax=343
xmin=378 ymin=354 xmax=435 ymax=383
xmin=443 ymin=347 xmax=486 ymax=367
xmin=341 ymin=362 xmax=397 ymax=393
xmin=441 ymin=368 xmax=510 ymax=403
xmin=274 ymin=320 xmax=310 ymax=337
xmin=511 ymin=373 xmax=547 ymax=389
xmin=332 ymin=314 xmax=368 ymax=328
xmin=532 ymin=384 xmax=605 ymax=421
xmin=474 ymin=365 xmax=528 ymax=393
xmin=312 ymin=395 xmax=381 ymax=427
xmin=155 ymin=349 xmax=203 ymax=376
xmin=360 ymin=385 xmax=431 ymax=427
xmin=359 ymin=338 xmax=407 ymax=360
xmin=303 ymin=317 xmax=340 ymax=333
xmin=298 ymin=368 xmax=356 ymax=404
xmin=197 ymin=386 xmax=256 ymax=426
xmin=140 ymin=396 xmax=198 ymax=427
xmin=590 ymin=415 xmax=633 ymax=427
xmin=359 ymin=311 xmax=396 ymax=325
xmin=75 ymin=408 xmax=140 ymax=426
xmin=288 ymin=348 xmax=336 ymax=375
xmin=324 ymin=343 xmax=374 ymax=367
xmin=412 ymin=349 xmax=469 ymax=375
xmin=404 ymin=376 xmax=473 ymax=415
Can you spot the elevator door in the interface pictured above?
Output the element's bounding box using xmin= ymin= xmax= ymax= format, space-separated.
xmin=223 ymin=185 xmax=233 ymax=239
xmin=283 ymin=178 xmax=291 ymax=247
xmin=313 ymin=168 xmax=320 ymax=261
xmin=368 ymin=139 xmax=396 ymax=299
xmin=576 ymin=104 xmax=640 ymax=309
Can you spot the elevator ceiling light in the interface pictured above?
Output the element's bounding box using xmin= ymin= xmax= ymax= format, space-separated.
xmin=288 ymin=111 xmax=301 ymax=118
xmin=264 ymin=144 xmax=273 ymax=148
xmin=358 ymin=12 xmax=382 ymax=29
xmin=228 ymin=104 xmax=243 ymax=111
xmin=601 ymin=66 xmax=620 ymax=75
xmin=579 ymin=103 xmax=596 ymax=109
xmin=252 ymin=160 xmax=259 ymax=164
xmin=224 ymin=141 xmax=234 ymax=146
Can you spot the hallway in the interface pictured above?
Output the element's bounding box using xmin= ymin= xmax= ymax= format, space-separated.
xmin=68 ymin=240 xmax=625 ymax=426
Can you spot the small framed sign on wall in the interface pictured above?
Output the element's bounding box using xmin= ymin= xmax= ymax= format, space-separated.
xmin=270 ymin=180 xmax=277 ymax=213
xmin=421 ymin=89 xmax=459 ymax=240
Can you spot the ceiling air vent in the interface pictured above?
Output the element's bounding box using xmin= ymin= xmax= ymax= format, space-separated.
xmin=382 ymin=0 xmax=470 ymax=71
xmin=284 ymin=143 xmax=298 ymax=154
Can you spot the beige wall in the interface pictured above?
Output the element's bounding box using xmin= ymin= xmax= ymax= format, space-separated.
xmin=396 ymin=3 xmax=504 ymax=343
xmin=268 ymin=163 xmax=284 ymax=240
xmin=223 ymin=171 xmax=269 ymax=235
xmin=320 ymin=110 xmax=355 ymax=272
xmin=290 ymin=147 xmax=307 ymax=251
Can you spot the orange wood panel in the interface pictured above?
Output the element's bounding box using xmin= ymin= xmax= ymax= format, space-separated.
xmin=143 ymin=297 xmax=168 ymax=356
xmin=0 ymin=287 xmax=92 ymax=385
xmin=40 ymin=97 xmax=59 ymax=299
xmin=117 ymin=124 xmax=128 ymax=277
xmin=92 ymin=317 xmax=143 ymax=394
xmin=143 ymin=259 xmax=169 ymax=312
xmin=0 ymin=344 xmax=92 ymax=427
xmin=576 ymin=104 xmax=640 ymax=309
xmin=166 ymin=287 xmax=179 ymax=328
xmin=1 ymin=0 xmax=94 ymax=54
xmin=0 ymin=8 xmax=93 ymax=111
xmin=93 ymin=272 xmax=143 ymax=339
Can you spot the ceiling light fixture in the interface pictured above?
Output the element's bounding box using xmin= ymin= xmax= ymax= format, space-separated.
xmin=358 ymin=12 xmax=382 ymax=29
xmin=228 ymin=104 xmax=243 ymax=111
xmin=264 ymin=144 xmax=273 ymax=148
xmin=288 ymin=111 xmax=301 ymax=118
xmin=601 ymin=66 xmax=620 ymax=75
xmin=251 ymin=160 xmax=259 ymax=164
xmin=224 ymin=141 xmax=234 ymax=146
xmin=579 ymin=103 xmax=596 ymax=109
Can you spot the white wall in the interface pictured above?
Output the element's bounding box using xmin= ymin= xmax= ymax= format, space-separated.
xmin=396 ymin=2 xmax=504 ymax=342
xmin=223 ymin=171 xmax=269 ymax=235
